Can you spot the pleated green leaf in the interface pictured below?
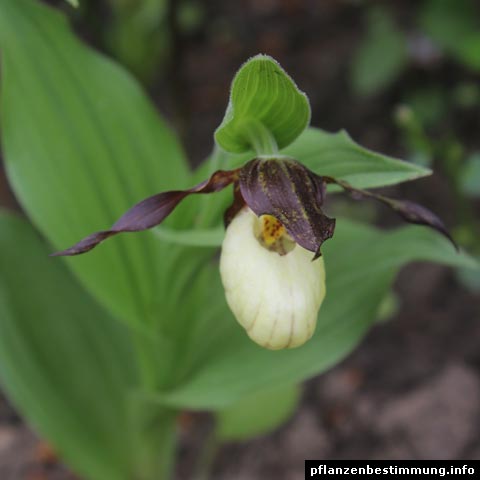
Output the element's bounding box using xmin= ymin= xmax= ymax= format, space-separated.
xmin=215 ymin=54 xmax=311 ymax=153
xmin=0 ymin=0 xmax=189 ymax=328
xmin=160 ymin=220 xmax=477 ymax=408
xmin=0 ymin=212 xmax=136 ymax=480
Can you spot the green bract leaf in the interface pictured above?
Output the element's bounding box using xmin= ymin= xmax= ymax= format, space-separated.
xmin=215 ymin=54 xmax=311 ymax=154
xmin=216 ymin=384 xmax=301 ymax=441
xmin=160 ymin=220 xmax=477 ymax=408
xmin=0 ymin=212 xmax=135 ymax=480
xmin=0 ymin=0 xmax=189 ymax=328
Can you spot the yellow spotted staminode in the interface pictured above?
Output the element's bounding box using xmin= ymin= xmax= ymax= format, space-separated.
xmin=220 ymin=208 xmax=325 ymax=349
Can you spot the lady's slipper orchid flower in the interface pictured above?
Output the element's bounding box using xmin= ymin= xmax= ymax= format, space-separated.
xmin=53 ymin=156 xmax=455 ymax=349
xmin=220 ymin=208 xmax=326 ymax=349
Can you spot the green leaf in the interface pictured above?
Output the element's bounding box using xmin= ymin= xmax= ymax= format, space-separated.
xmin=214 ymin=54 xmax=311 ymax=154
xmin=0 ymin=212 xmax=135 ymax=480
xmin=160 ymin=219 xmax=477 ymax=408
xmin=0 ymin=0 xmax=189 ymax=328
xmin=65 ymin=0 xmax=79 ymax=7
xmin=351 ymin=7 xmax=408 ymax=96
xmin=217 ymin=384 xmax=301 ymax=441
xmin=284 ymin=128 xmax=430 ymax=188
xmin=154 ymin=225 xmax=225 ymax=247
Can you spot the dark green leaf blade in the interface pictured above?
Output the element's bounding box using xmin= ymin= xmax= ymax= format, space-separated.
xmin=0 ymin=0 xmax=189 ymax=327
xmin=0 ymin=211 xmax=136 ymax=480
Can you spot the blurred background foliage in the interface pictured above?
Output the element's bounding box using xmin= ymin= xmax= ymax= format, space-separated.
xmin=0 ymin=0 xmax=479 ymax=478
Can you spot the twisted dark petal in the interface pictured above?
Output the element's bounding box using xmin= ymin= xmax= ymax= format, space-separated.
xmin=51 ymin=169 xmax=238 ymax=256
xmin=326 ymin=177 xmax=458 ymax=251
xmin=384 ymin=199 xmax=458 ymax=250
xmin=239 ymin=158 xmax=336 ymax=258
